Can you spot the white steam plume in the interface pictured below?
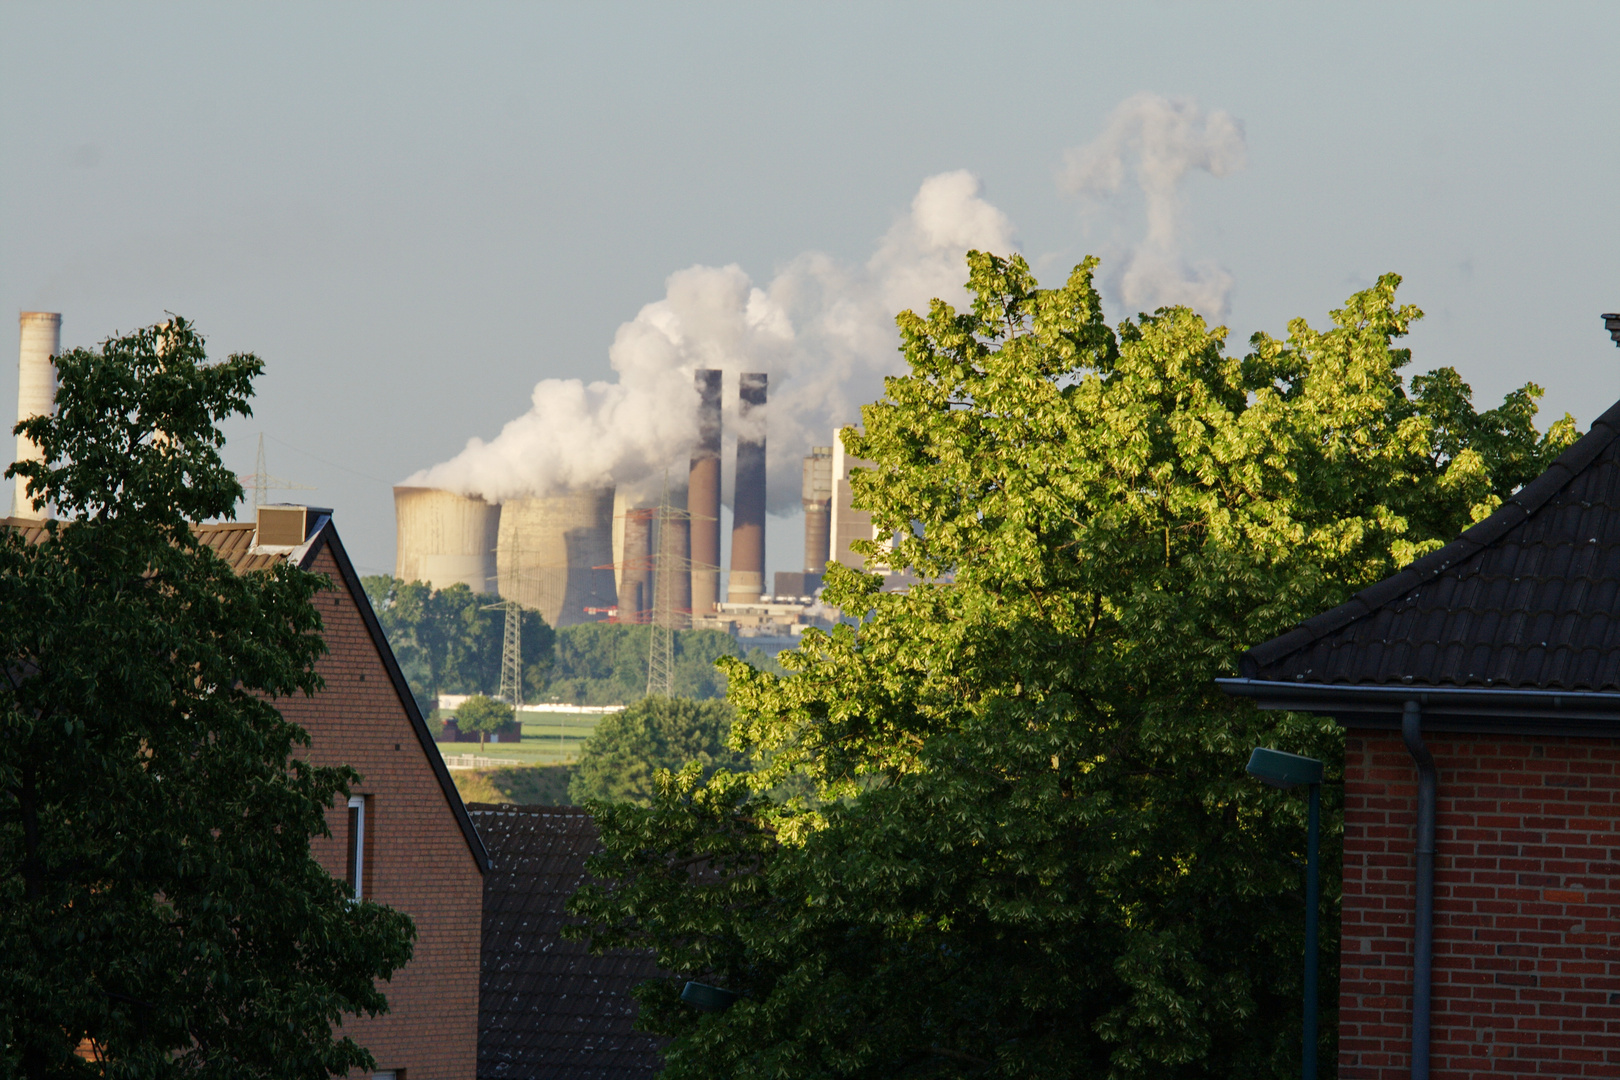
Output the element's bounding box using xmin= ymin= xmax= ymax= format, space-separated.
xmin=1060 ymin=92 xmax=1245 ymax=319
xmin=405 ymin=170 xmax=1015 ymax=514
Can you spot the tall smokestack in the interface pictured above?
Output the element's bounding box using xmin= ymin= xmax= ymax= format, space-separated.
xmin=14 ymin=313 xmax=60 ymax=520
xmin=728 ymin=373 xmax=767 ymax=603
xmin=802 ymin=446 xmax=832 ymax=573
xmin=688 ymin=369 xmax=723 ymax=614
xmin=621 ymin=506 xmax=656 ymax=623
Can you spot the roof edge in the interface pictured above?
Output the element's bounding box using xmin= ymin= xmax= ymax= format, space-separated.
xmin=301 ymin=517 xmax=491 ymax=874
xmin=1241 ymin=403 xmax=1620 ymax=677
xmin=1219 ymin=676 xmax=1620 ymax=729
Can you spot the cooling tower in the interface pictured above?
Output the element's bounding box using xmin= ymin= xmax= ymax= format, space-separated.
xmin=728 ymin=373 xmax=767 ymax=603
xmin=620 ymin=506 xmax=656 ymax=624
xmin=14 ymin=313 xmax=60 ymax=520
xmin=688 ymin=369 xmax=723 ymax=614
xmin=497 ymin=487 xmax=618 ymax=628
xmin=803 ymin=446 xmax=832 ymax=572
xmin=654 ymin=493 xmax=692 ymax=628
xmin=393 ymin=486 xmax=501 ymax=593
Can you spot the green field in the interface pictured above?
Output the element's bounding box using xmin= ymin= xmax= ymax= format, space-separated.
xmin=434 ymin=712 xmax=607 ymax=767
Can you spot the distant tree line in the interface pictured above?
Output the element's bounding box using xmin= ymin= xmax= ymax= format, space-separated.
xmin=361 ymin=576 xmax=781 ymax=708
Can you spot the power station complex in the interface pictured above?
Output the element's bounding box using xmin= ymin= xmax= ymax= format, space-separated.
xmin=394 ymin=368 xmax=882 ymax=632
xmin=8 ymin=315 xmax=881 ymax=640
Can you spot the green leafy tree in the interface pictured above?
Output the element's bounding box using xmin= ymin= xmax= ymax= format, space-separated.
xmin=569 ymin=696 xmax=747 ymax=806
xmin=569 ymin=255 xmax=1575 ymax=1079
xmin=1 ymin=319 xmax=416 ymax=1078
xmin=361 ymin=576 xmax=555 ymax=707
xmin=543 ymin=624 xmax=777 ymax=705
xmin=455 ymin=693 xmax=514 ymax=750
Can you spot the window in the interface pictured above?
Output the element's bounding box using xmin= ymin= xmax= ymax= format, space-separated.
xmin=346 ymin=795 xmax=368 ymax=900
xmin=372 ymin=1072 xmax=400 ymax=1080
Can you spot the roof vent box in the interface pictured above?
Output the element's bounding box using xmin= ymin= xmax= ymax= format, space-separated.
xmin=255 ymin=504 xmax=329 ymax=547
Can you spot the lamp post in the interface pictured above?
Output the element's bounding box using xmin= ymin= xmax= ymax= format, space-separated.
xmin=1247 ymin=746 xmax=1324 ymax=1080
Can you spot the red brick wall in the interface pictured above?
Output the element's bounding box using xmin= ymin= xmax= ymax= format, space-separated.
xmin=1341 ymin=729 xmax=1620 ymax=1078
xmin=280 ymin=545 xmax=482 ymax=1079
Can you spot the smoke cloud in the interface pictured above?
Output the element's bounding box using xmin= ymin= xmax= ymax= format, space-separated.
xmin=406 ymin=170 xmax=1015 ymax=514
xmin=1060 ymin=92 xmax=1245 ymax=318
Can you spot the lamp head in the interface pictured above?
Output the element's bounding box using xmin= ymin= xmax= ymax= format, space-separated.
xmin=1605 ymin=313 xmax=1620 ymax=347
xmin=1246 ymin=746 xmax=1324 ymax=789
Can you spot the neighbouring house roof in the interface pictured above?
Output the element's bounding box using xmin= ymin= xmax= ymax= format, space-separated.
xmin=1 ymin=511 xmax=490 ymax=872
xmin=1219 ymin=399 xmax=1620 ymax=732
xmin=469 ymin=804 xmax=665 ymax=1080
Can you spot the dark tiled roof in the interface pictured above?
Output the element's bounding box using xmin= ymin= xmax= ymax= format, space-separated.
xmin=1241 ymin=399 xmax=1620 ymax=691
xmin=469 ymin=804 xmax=665 ymax=1080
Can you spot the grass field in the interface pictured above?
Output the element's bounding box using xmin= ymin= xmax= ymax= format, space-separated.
xmin=452 ymin=763 xmax=574 ymax=806
xmin=439 ymin=711 xmax=610 ymax=804
xmin=431 ymin=711 xmax=605 ymax=766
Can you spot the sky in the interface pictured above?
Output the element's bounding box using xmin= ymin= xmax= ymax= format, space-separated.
xmin=3 ymin=2 xmax=1617 ymax=578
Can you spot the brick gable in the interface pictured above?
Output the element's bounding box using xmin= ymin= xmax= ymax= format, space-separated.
xmin=283 ymin=542 xmax=483 ymax=1079
xmin=1341 ymin=731 xmax=1620 ymax=1077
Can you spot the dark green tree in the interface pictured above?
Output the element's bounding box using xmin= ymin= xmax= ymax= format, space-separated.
xmin=455 ymin=693 xmax=514 ymax=750
xmin=1 ymin=319 xmax=416 ymax=1078
xmin=569 ymin=696 xmax=747 ymax=806
xmin=361 ymin=576 xmax=555 ymax=706
xmin=569 ymin=256 xmax=1576 ymax=1079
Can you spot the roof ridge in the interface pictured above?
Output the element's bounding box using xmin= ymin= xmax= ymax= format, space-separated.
xmin=1240 ymin=399 xmax=1620 ymax=677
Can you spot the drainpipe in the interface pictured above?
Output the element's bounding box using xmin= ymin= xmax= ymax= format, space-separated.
xmin=1401 ymin=700 xmax=1436 ymax=1080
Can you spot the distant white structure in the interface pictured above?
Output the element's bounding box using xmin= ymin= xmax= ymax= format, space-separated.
xmin=14 ymin=312 xmax=60 ymax=520
xmin=393 ymin=486 xmax=501 ymax=593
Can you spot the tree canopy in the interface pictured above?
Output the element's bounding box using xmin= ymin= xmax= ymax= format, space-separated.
xmin=570 ymin=696 xmax=747 ymax=806
xmin=360 ymin=576 xmax=556 ymax=709
xmin=1 ymin=319 xmax=415 ymax=1078
xmin=568 ymin=255 xmax=1576 ymax=1079
xmin=455 ymin=693 xmax=514 ymax=749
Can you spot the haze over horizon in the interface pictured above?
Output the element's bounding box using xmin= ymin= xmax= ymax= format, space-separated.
xmin=4 ymin=3 xmax=1616 ymax=579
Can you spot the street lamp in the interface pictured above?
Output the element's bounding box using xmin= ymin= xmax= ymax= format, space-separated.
xmin=1247 ymin=746 xmax=1324 ymax=1080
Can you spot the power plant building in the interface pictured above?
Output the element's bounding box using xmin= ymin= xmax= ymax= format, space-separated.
xmin=830 ymin=432 xmax=878 ymax=571
xmin=14 ymin=312 xmax=60 ymax=520
xmin=496 ymin=488 xmax=618 ymax=628
xmin=392 ymin=486 xmax=501 ymax=594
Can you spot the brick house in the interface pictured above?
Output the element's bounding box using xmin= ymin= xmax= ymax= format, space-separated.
xmin=202 ymin=504 xmax=490 ymax=1078
xmin=1221 ymin=400 xmax=1620 ymax=1077
xmin=469 ymin=804 xmax=665 ymax=1080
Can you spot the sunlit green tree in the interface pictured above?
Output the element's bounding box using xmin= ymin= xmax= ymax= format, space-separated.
xmin=570 ymin=254 xmax=1575 ymax=1079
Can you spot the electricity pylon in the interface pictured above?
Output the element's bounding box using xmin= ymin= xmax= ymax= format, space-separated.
xmin=646 ymin=477 xmax=693 ymax=698
xmin=484 ymin=598 xmax=523 ymax=710
xmin=240 ymin=434 xmax=316 ymax=511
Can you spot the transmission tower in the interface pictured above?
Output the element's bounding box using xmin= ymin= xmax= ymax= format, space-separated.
xmin=484 ymin=599 xmax=523 ymax=709
xmin=646 ymin=478 xmax=686 ymax=698
xmin=240 ymin=433 xmax=316 ymax=511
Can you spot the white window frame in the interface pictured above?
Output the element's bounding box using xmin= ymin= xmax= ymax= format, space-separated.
xmin=347 ymin=795 xmax=367 ymax=900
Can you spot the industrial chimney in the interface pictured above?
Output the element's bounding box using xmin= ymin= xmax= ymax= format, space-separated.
xmin=728 ymin=373 xmax=768 ymax=603
xmin=14 ymin=312 xmax=60 ymax=520
xmin=802 ymin=446 xmax=832 ymax=573
xmin=620 ymin=506 xmax=656 ymax=623
xmin=688 ymin=369 xmax=723 ymax=614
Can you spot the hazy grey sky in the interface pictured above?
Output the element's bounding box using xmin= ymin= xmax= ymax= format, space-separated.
xmin=4 ymin=2 xmax=1617 ymax=576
